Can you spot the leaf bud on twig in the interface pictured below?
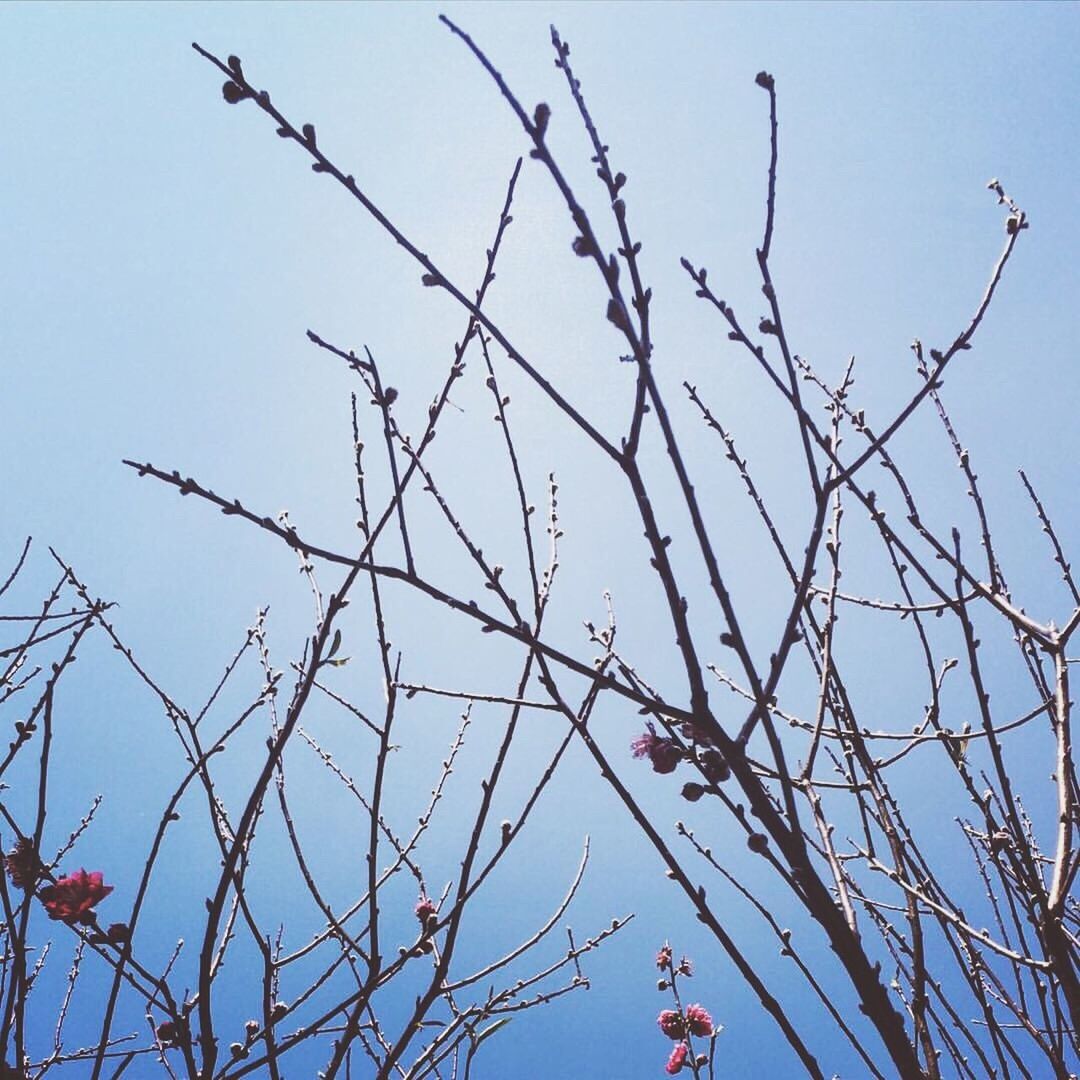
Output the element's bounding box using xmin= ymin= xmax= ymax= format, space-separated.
xmin=533 ymin=102 xmax=550 ymax=137
xmin=606 ymin=298 xmax=631 ymax=333
xmin=572 ymin=235 xmax=594 ymax=257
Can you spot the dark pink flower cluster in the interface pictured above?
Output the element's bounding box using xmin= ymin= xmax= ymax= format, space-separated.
xmin=685 ymin=1004 xmax=713 ymax=1037
xmin=658 ymin=1009 xmax=684 ymax=1039
xmin=658 ymin=1004 xmax=712 ymax=1041
xmin=415 ymin=895 xmax=437 ymax=926
xmin=39 ymin=869 xmax=112 ymax=924
xmin=631 ymin=723 xmax=682 ymax=774
xmin=654 ymin=945 xmax=714 ymax=1074
xmin=665 ymin=1042 xmax=689 ymax=1075
xmin=631 ymin=722 xmax=730 ymax=787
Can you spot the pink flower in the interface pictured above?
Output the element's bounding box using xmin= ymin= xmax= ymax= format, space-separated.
xmin=415 ymin=895 xmax=437 ymax=926
xmin=685 ymin=1003 xmax=713 ymax=1037
xmin=677 ymin=956 xmax=694 ymax=977
xmin=39 ymin=869 xmax=112 ymax=924
xmin=631 ymin=723 xmax=682 ymax=774
xmin=665 ymin=1042 xmax=689 ymax=1075
xmin=656 ymin=942 xmax=673 ymax=971
xmin=658 ymin=1009 xmax=684 ymax=1039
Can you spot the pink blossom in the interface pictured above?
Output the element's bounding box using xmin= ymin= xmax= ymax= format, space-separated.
xmin=677 ymin=956 xmax=694 ymax=977
xmin=631 ymin=723 xmax=682 ymax=774
xmin=656 ymin=942 xmax=673 ymax=971
xmin=39 ymin=869 xmax=112 ymax=924
xmin=665 ymin=1042 xmax=689 ymax=1075
xmin=658 ymin=1009 xmax=684 ymax=1039
xmin=685 ymin=1003 xmax=713 ymax=1037
xmin=415 ymin=895 xmax=437 ymax=926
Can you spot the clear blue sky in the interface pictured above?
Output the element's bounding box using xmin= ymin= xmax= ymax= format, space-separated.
xmin=2 ymin=2 xmax=1079 ymax=1075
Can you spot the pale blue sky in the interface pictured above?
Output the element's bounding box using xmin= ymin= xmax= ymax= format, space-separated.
xmin=2 ymin=2 xmax=1079 ymax=1076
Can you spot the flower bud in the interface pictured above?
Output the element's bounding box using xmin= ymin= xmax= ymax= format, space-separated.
xmin=222 ymin=81 xmax=246 ymax=105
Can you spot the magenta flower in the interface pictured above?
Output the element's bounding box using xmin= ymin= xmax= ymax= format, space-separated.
xmin=665 ymin=1042 xmax=689 ymax=1075
xmin=685 ymin=1003 xmax=713 ymax=1037
xmin=656 ymin=942 xmax=673 ymax=971
xmin=415 ymin=895 xmax=437 ymax=926
xmin=658 ymin=1009 xmax=684 ymax=1040
xmin=631 ymin=723 xmax=682 ymax=774
xmin=39 ymin=869 xmax=112 ymax=924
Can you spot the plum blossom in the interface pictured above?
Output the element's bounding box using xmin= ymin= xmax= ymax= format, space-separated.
xmin=39 ymin=869 xmax=112 ymax=924
xmin=631 ymin=723 xmax=682 ymax=774
xmin=665 ymin=1042 xmax=689 ymax=1075
xmin=656 ymin=942 xmax=673 ymax=971
xmin=658 ymin=1009 xmax=684 ymax=1039
xmin=685 ymin=1003 xmax=713 ymax=1037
